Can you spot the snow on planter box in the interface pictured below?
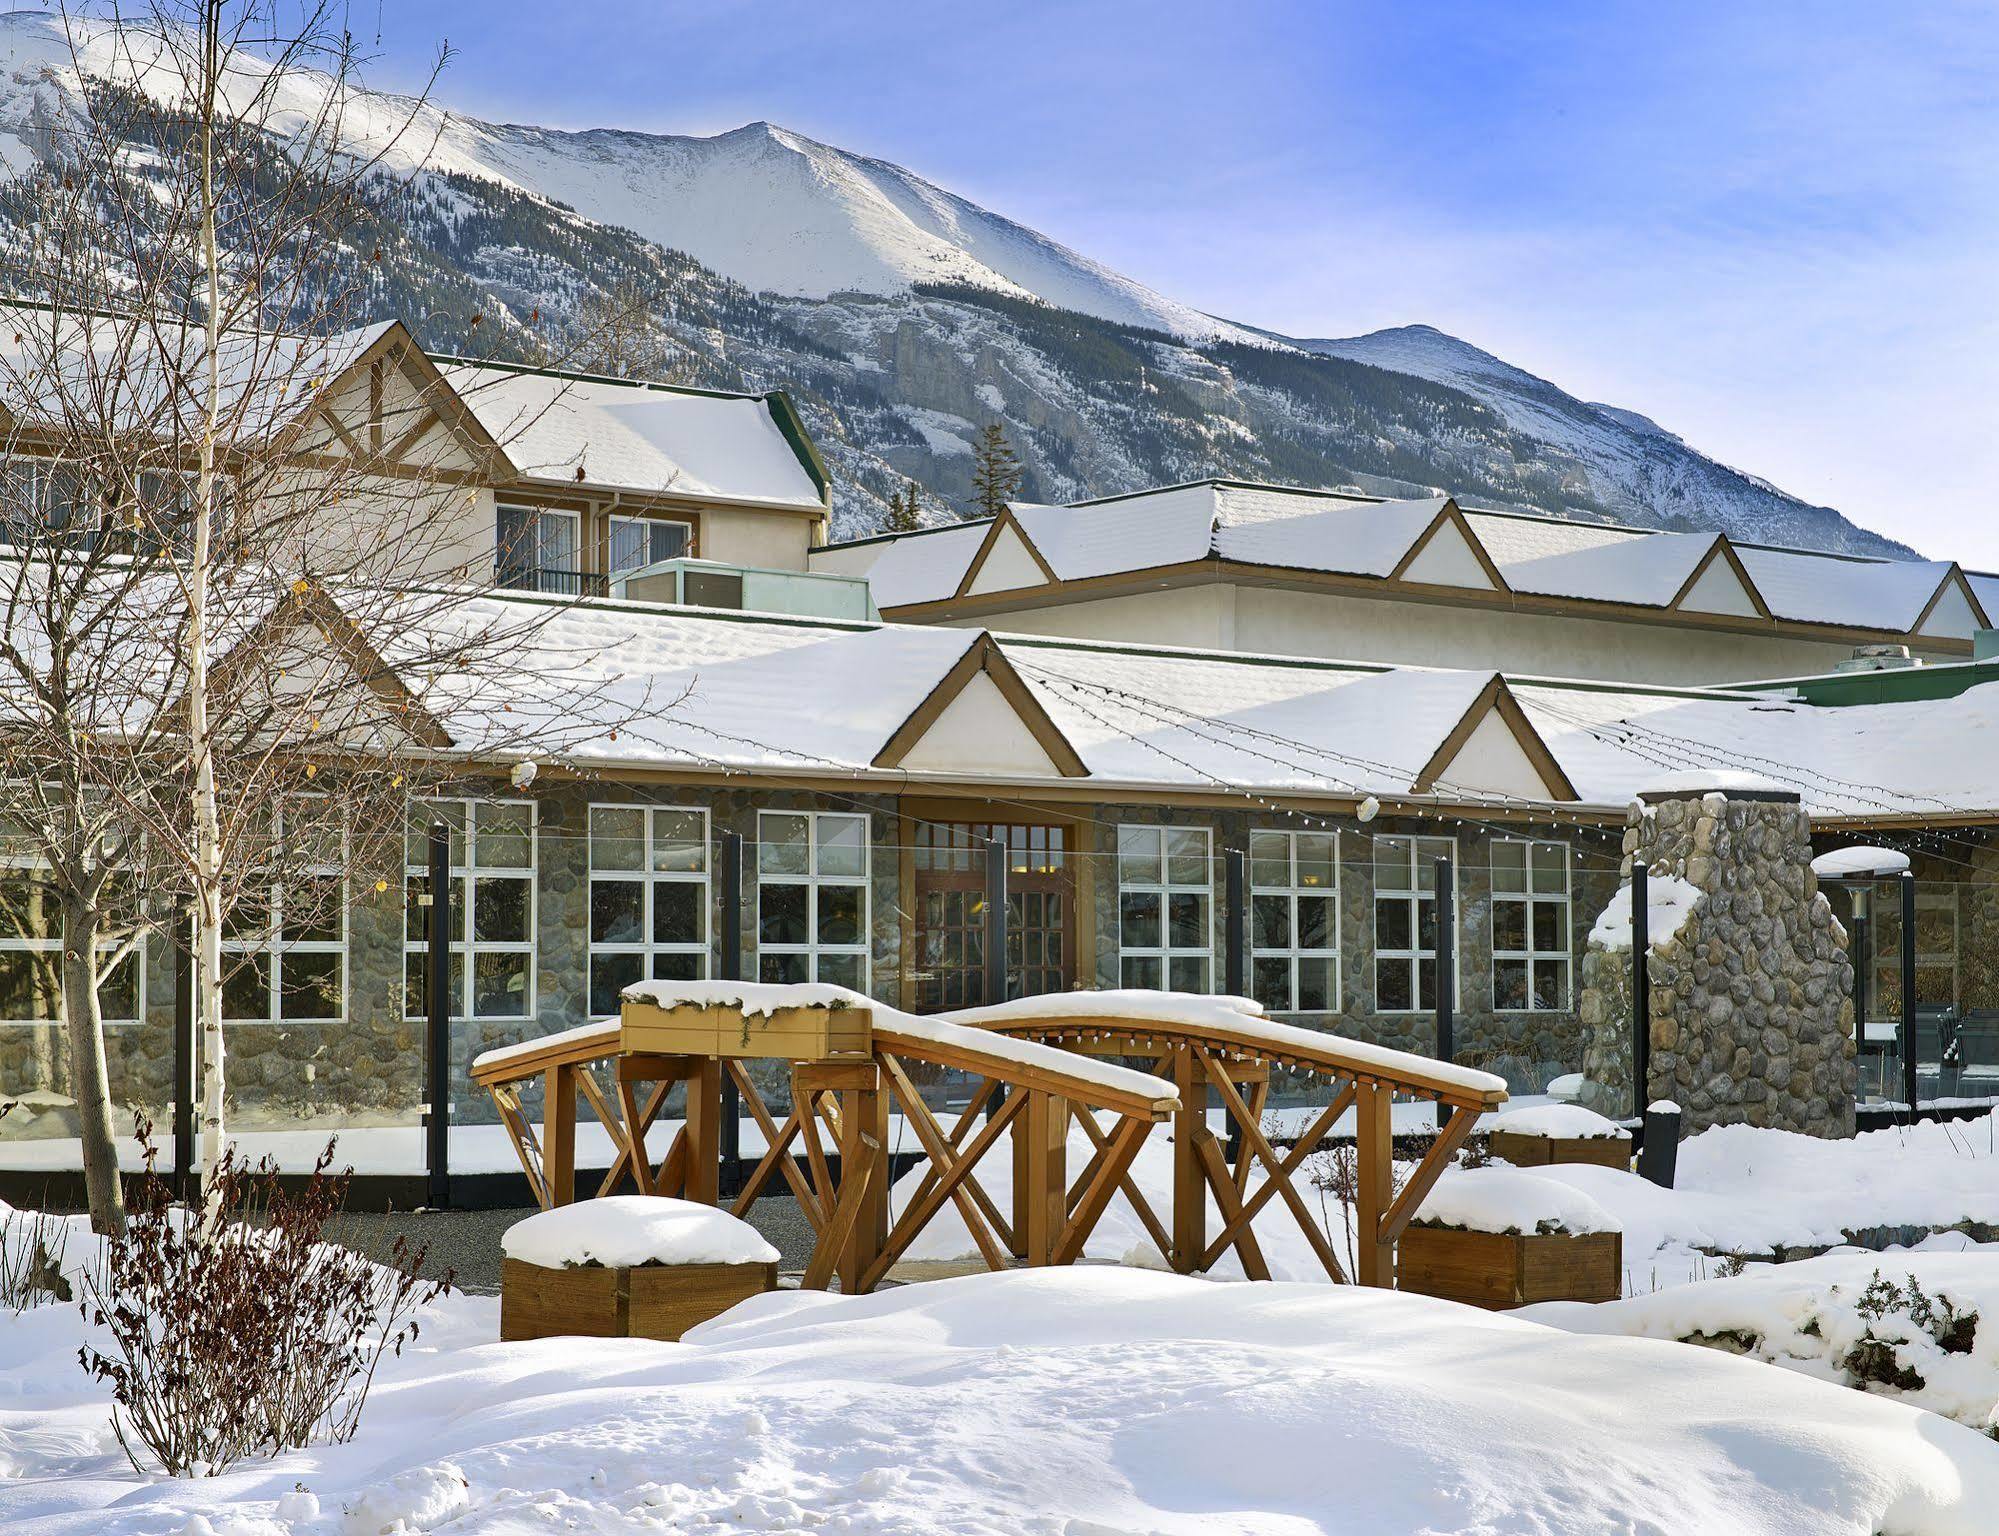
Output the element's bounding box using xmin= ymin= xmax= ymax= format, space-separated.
xmin=1398 ymin=1167 xmax=1622 ymax=1309
xmin=1487 ymin=1104 xmax=1633 ymax=1171
xmin=500 ymin=1195 xmax=781 ymax=1343
xmin=619 ymin=979 xmax=872 ymax=1061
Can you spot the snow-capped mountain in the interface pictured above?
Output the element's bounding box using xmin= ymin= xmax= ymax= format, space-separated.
xmin=0 ymin=9 xmax=1908 ymax=555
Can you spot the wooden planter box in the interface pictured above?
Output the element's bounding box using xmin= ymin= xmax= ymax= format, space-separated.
xmin=1488 ymin=1130 xmax=1630 ymax=1170
xmin=1398 ymin=1225 xmax=1622 ymax=1309
xmin=500 ymin=1257 xmax=778 ymax=1343
xmin=621 ymin=999 xmax=871 ymax=1062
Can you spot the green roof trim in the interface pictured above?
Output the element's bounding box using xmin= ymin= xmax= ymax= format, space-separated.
xmin=1734 ymin=658 xmax=1999 ymax=707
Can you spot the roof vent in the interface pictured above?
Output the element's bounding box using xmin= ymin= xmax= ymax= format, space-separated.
xmin=1832 ymin=643 xmax=1917 ymax=674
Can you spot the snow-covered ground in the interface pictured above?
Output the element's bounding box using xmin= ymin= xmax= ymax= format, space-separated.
xmin=5 ymin=1264 xmax=1999 ymax=1534
xmin=896 ymin=1106 xmax=1999 ymax=1295
xmin=1529 ymin=1235 xmax=1999 ymax=1433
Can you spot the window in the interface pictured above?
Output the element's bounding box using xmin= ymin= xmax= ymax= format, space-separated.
xmin=608 ymin=514 xmax=691 ymax=578
xmin=1876 ymin=885 xmax=1959 ymax=1012
xmin=1491 ymin=839 xmax=1571 ymax=1012
xmin=1117 ymin=825 xmax=1211 ymax=992
xmin=1372 ymin=835 xmax=1456 ymax=1013
xmin=757 ymin=811 xmax=868 ymax=989
xmin=222 ymin=804 xmax=346 ymax=1023
xmin=0 ymin=822 xmax=140 ymax=1026
xmin=588 ymin=805 xmax=710 ymax=1016
xmin=495 ymin=505 xmax=587 ymax=595
xmin=405 ymin=800 xmax=536 ymax=1020
xmin=1249 ymin=830 xmax=1339 ymax=1014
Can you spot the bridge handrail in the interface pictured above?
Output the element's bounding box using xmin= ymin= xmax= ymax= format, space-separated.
xmin=949 ymin=1002 xmax=1508 ymax=1110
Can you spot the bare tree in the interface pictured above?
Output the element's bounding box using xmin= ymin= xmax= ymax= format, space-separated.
xmin=0 ymin=1 xmax=647 ymax=1228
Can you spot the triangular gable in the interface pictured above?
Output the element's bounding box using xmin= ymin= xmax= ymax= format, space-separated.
xmin=210 ymin=585 xmax=455 ymax=751
xmin=875 ymin=633 xmax=1088 ymax=777
xmin=1914 ymin=566 xmax=1989 ymax=641
xmin=955 ymin=508 xmax=1059 ymax=599
xmin=1671 ymin=538 xmax=1769 ymax=620
xmin=1412 ymin=676 xmax=1577 ymax=802
xmin=1391 ymin=501 xmax=1506 ymax=593
xmin=289 ymin=323 xmax=515 ymax=481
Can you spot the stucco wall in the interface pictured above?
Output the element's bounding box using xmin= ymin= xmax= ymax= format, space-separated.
xmin=936 ymin=580 xmax=1933 ymax=685
xmin=699 ymin=505 xmax=819 ymax=570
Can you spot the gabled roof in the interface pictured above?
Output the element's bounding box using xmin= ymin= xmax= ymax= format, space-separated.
xmin=309 ymin=590 xmax=1999 ymax=821
xmin=438 ymin=362 xmax=828 ymax=511
xmin=814 ymin=476 xmax=1993 ymax=648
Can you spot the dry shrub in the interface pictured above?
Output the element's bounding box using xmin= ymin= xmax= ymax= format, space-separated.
xmin=78 ymin=1140 xmax=451 ymax=1476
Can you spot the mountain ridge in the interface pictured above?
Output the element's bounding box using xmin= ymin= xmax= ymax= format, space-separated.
xmin=0 ymin=8 xmax=1914 ymax=557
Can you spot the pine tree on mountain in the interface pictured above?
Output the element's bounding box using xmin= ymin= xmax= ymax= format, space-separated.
xmin=969 ymin=423 xmax=1023 ymax=520
xmin=885 ymin=478 xmax=924 ymax=532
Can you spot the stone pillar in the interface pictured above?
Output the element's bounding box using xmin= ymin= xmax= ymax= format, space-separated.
xmin=1578 ymin=779 xmax=1856 ymax=1138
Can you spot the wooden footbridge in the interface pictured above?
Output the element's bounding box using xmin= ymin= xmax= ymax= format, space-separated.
xmin=470 ymin=985 xmax=1508 ymax=1292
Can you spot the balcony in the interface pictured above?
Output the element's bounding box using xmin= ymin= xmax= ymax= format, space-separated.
xmin=496 ymin=564 xmax=607 ymax=599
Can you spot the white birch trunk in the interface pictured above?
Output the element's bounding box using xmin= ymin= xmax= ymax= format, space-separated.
xmin=191 ymin=4 xmax=226 ymax=1212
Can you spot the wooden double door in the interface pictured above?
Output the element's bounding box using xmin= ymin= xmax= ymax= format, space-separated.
xmin=912 ymin=820 xmax=1076 ymax=1012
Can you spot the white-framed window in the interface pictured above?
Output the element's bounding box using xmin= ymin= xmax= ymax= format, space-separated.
xmin=495 ymin=504 xmax=584 ymax=595
xmin=0 ymin=835 xmax=141 ymax=1027
xmin=1249 ymin=829 xmax=1340 ymax=1014
xmin=588 ymin=804 xmax=710 ymax=1016
xmin=1117 ymin=824 xmax=1212 ymax=993
xmin=222 ymin=802 xmax=346 ymax=1023
xmin=608 ymin=514 xmax=692 ymax=578
xmin=404 ymin=799 xmax=536 ymax=1020
xmin=1491 ymin=838 xmax=1571 ymax=1012
xmin=1372 ymin=834 xmax=1457 ymax=1013
xmin=757 ymin=811 xmax=868 ymax=989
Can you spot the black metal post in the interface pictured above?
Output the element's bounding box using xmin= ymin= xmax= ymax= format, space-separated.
xmin=718 ymin=830 xmax=744 ymax=1196
xmin=1637 ymin=1103 xmax=1680 ymax=1187
xmin=1224 ymin=848 xmax=1247 ymax=1165
xmin=1631 ymin=859 xmax=1650 ymax=1119
xmin=1901 ymin=870 xmax=1919 ymax=1121
xmin=172 ymin=904 xmax=194 ymax=1199
xmin=424 ymin=820 xmax=451 ymax=1210
xmin=1433 ymin=854 xmax=1455 ymax=1063
xmin=984 ymin=838 xmax=1008 ymax=1007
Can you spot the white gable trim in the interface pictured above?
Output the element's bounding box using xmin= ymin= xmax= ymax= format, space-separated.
xmin=1918 ymin=576 xmax=1981 ymax=641
xmin=966 ymin=522 xmax=1052 ymax=597
xmin=1401 ymin=519 xmax=1495 ymax=591
xmin=1430 ymin=705 xmax=1559 ymax=801
xmin=893 ymin=670 xmax=1062 ymax=776
xmin=1677 ymin=550 xmax=1762 ymax=618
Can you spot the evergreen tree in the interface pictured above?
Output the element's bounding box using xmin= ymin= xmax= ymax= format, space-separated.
xmin=885 ymin=478 xmax=924 ymax=532
xmin=968 ymin=423 xmax=1024 ymax=519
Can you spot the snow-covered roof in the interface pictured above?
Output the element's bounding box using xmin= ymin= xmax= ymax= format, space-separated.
xmin=442 ymin=363 xmax=826 ymax=511
xmin=815 ymin=478 xmax=1989 ymax=641
xmin=339 ymin=592 xmax=1999 ymax=821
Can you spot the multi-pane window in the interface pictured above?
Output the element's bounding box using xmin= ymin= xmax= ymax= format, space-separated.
xmin=405 ymin=800 xmax=536 ymax=1020
xmin=1249 ymin=830 xmax=1339 ymax=1014
xmin=608 ymin=515 xmax=692 ymax=578
xmin=495 ymin=505 xmax=586 ymax=595
xmin=1876 ymin=885 xmax=1959 ymax=1012
xmin=1117 ymin=825 xmax=1212 ymax=992
xmin=757 ymin=811 xmax=868 ymax=989
xmin=1373 ymin=835 xmax=1456 ymax=1013
xmin=1491 ymin=839 xmax=1571 ymax=1012
xmin=588 ymin=805 xmax=710 ymax=1016
xmin=0 ymin=825 xmax=139 ymax=1025
xmin=222 ymin=805 xmax=346 ymax=1023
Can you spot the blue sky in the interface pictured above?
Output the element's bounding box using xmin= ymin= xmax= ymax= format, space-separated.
xmin=360 ymin=1 xmax=1999 ymax=562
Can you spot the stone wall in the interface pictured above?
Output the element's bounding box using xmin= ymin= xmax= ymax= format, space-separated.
xmin=0 ymin=786 xmax=1643 ymax=1148
xmin=1578 ymin=785 xmax=1856 ymax=1138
